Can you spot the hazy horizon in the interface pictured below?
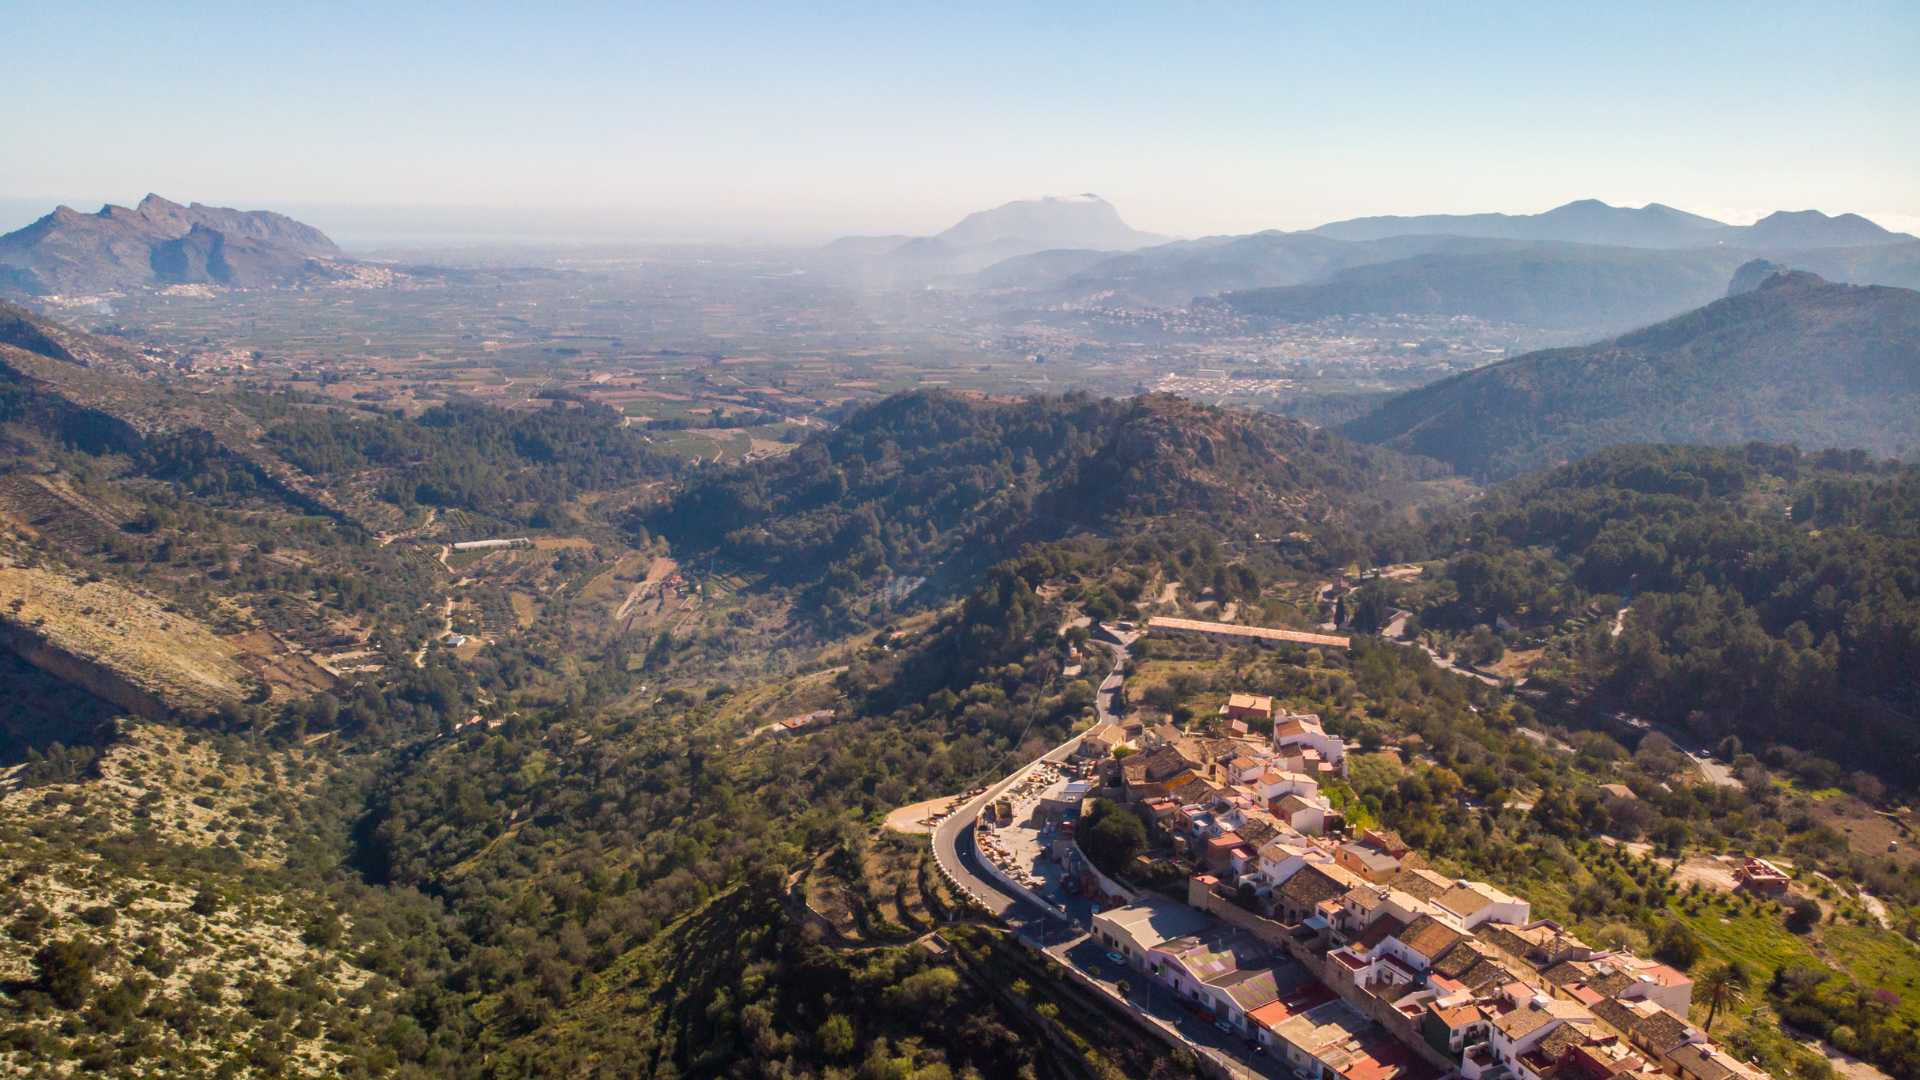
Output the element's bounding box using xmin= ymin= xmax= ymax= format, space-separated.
xmin=6 ymin=192 xmax=1918 ymax=254
xmin=7 ymin=2 xmax=1918 ymax=246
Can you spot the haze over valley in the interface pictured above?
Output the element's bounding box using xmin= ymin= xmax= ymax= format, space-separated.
xmin=2 ymin=5 xmax=1918 ymax=1080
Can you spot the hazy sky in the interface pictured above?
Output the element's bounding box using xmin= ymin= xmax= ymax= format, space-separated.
xmin=6 ymin=2 xmax=1918 ymax=245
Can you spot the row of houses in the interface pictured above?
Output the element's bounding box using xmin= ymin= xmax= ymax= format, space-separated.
xmin=1090 ymin=897 xmax=1433 ymax=1080
xmin=1070 ymin=689 xmax=1764 ymax=1080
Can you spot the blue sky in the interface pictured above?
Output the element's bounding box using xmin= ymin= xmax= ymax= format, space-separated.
xmin=5 ymin=1 xmax=1917 ymax=244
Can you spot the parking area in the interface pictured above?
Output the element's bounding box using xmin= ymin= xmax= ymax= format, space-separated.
xmin=975 ymin=762 xmax=1091 ymax=906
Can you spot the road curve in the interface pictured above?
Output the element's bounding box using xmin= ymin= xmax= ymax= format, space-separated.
xmin=932 ymin=628 xmax=1134 ymax=919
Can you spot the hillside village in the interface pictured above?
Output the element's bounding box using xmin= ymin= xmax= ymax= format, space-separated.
xmin=963 ymin=680 xmax=1769 ymax=1080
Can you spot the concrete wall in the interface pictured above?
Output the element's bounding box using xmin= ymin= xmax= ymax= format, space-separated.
xmin=1187 ymin=877 xmax=1297 ymax=949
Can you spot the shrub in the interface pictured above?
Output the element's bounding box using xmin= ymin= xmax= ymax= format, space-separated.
xmin=35 ymin=937 xmax=104 ymax=1009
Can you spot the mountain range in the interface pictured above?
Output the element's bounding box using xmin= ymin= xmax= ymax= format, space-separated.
xmin=1340 ymin=262 xmax=1920 ymax=478
xmin=0 ymin=194 xmax=345 ymax=294
xmin=1308 ymin=198 xmax=1915 ymax=249
xmin=956 ymin=198 xmax=1920 ymax=333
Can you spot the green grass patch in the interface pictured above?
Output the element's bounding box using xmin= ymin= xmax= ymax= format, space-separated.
xmin=1669 ymin=898 xmax=1819 ymax=978
xmin=1820 ymin=923 xmax=1920 ymax=1024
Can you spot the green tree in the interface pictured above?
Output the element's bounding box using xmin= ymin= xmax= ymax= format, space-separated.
xmin=1082 ymin=799 xmax=1147 ymax=877
xmin=1652 ymin=920 xmax=1701 ymax=970
xmin=817 ymin=1013 xmax=856 ymax=1058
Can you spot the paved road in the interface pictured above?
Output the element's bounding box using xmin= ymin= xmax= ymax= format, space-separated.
xmin=932 ymin=626 xmax=1136 ymax=920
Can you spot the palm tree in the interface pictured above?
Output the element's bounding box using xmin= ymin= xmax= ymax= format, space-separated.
xmin=1699 ymin=960 xmax=1751 ymax=1032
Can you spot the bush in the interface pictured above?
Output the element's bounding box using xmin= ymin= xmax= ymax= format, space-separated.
xmin=1653 ymin=920 xmax=1702 ymax=969
xmin=817 ymin=1013 xmax=855 ymax=1057
xmin=1786 ymin=896 xmax=1821 ymax=933
xmin=35 ymin=937 xmax=104 ymax=1009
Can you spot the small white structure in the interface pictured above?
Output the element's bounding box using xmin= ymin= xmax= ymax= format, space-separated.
xmin=451 ymin=537 xmax=533 ymax=552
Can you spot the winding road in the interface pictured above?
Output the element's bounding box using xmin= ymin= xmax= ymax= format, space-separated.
xmin=931 ymin=628 xmax=1136 ymax=922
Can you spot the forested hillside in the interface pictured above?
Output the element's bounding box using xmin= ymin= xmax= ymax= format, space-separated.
xmin=649 ymin=390 xmax=1448 ymax=623
xmin=264 ymin=400 xmax=677 ymax=526
xmin=1342 ymin=270 xmax=1920 ymax=479
xmin=1403 ymin=444 xmax=1920 ymax=785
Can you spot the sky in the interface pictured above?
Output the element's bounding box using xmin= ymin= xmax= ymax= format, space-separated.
xmin=5 ymin=1 xmax=1918 ymax=247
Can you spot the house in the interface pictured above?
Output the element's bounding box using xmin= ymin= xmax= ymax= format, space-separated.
xmin=1427 ymin=938 xmax=1524 ymax=995
xmin=1476 ymin=921 xmax=1595 ymax=970
xmin=1091 ymin=898 xmax=1211 ymax=970
xmin=1228 ymin=755 xmax=1267 ymax=784
xmin=1254 ymin=768 xmax=1320 ymax=802
xmin=1039 ymin=780 xmax=1094 ymax=821
xmin=1589 ymin=996 xmax=1700 ymax=1063
xmin=1275 ymin=792 xmax=1330 ymax=835
xmin=1423 ymin=995 xmax=1492 ymax=1057
xmin=1254 ymin=834 xmax=1334 ymax=889
xmin=1225 ymin=693 xmax=1275 ymax=722
xmin=779 ymin=710 xmax=834 ymax=733
xmin=1733 ymin=857 xmax=1790 ymax=896
xmin=1433 ymin=880 xmax=1531 ymax=930
xmin=1598 ymin=783 xmax=1637 ymax=801
xmin=1394 ymin=915 xmax=1471 ymax=970
xmin=1515 ymin=1022 xmax=1613 ymax=1080
xmin=1076 ymin=721 xmax=1127 ymax=759
xmin=1249 ymin=981 xmax=1340 ymax=1052
xmin=1335 ymin=884 xmax=1434 ymax=938
xmin=1337 ymin=840 xmax=1405 ymax=882
xmin=1203 ymin=965 xmax=1287 ymax=1031
xmin=1259 ymin=997 xmax=1375 ymax=1073
xmin=1202 ymin=832 xmax=1247 ymax=873
xmin=1273 ymin=712 xmax=1348 ymax=773
xmin=1274 ymin=862 xmax=1366 ymax=924
xmin=1665 ymin=1041 xmax=1770 ymax=1080
xmin=1388 ymin=867 xmax=1459 ymax=902
xmin=1544 ymin=954 xmax=1694 ymax=1016
xmin=1483 ymin=990 xmax=1590 ymax=1072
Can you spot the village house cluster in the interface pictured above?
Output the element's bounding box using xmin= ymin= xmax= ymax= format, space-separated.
xmin=1072 ymin=692 xmax=1764 ymax=1080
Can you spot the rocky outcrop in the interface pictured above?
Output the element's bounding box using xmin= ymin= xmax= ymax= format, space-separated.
xmin=0 ymin=194 xmax=343 ymax=294
xmin=0 ymin=562 xmax=251 ymax=720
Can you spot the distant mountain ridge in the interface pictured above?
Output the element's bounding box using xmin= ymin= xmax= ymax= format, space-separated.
xmin=1207 ymin=242 xmax=1753 ymax=333
xmin=952 ymin=199 xmax=1920 ymax=326
xmin=1309 ymin=198 xmax=1914 ymax=250
xmin=0 ymin=194 xmax=344 ymax=294
xmin=1340 ymin=266 xmax=1920 ymax=478
xmin=824 ymin=194 xmax=1164 ymax=280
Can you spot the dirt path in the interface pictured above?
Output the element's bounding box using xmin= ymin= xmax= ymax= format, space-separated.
xmin=1857 ymin=889 xmax=1893 ymax=929
xmin=377 ymin=506 xmax=437 ymax=548
xmin=1806 ymin=1041 xmax=1896 ymax=1080
xmin=614 ymin=555 xmax=678 ymax=625
xmin=413 ymin=597 xmax=454 ymax=668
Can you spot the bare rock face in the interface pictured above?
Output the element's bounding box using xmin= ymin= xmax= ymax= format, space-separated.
xmin=0 ymin=194 xmax=342 ymax=294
